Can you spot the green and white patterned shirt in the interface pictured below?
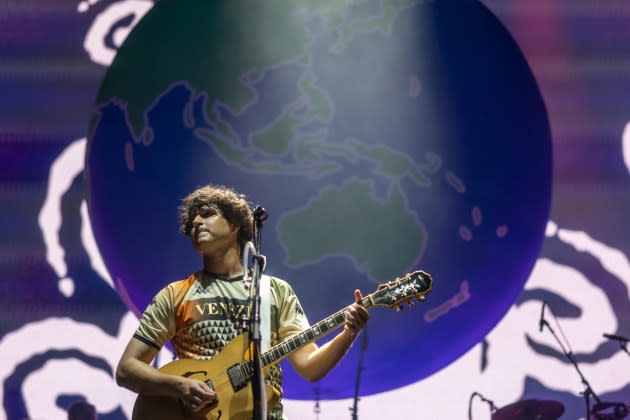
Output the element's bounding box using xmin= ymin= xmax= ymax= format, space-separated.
xmin=134 ymin=270 xmax=310 ymax=419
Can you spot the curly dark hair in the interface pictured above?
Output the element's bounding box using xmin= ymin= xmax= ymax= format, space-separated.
xmin=179 ymin=184 xmax=253 ymax=254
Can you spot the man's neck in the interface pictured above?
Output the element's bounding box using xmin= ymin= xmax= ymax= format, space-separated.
xmin=202 ymin=247 xmax=243 ymax=278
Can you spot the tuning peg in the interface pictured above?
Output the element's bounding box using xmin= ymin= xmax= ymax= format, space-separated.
xmin=396 ymin=304 xmax=403 ymax=312
xmin=406 ymin=300 xmax=415 ymax=307
xmin=417 ymin=295 xmax=425 ymax=303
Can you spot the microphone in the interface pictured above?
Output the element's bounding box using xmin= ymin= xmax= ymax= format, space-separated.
xmin=603 ymin=333 xmax=630 ymax=343
xmin=253 ymin=205 xmax=268 ymax=221
xmin=539 ymin=301 xmax=546 ymax=332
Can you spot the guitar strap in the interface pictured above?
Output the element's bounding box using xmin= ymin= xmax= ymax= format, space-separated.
xmin=260 ymin=274 xmax=271 ymax=352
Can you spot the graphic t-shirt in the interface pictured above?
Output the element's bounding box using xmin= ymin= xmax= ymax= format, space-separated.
xmin=134 ymin=271 xmax=310 ymax=419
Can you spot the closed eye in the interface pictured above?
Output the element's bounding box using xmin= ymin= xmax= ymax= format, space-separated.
xmin=198 ymin=206 xmax=218 ymax=218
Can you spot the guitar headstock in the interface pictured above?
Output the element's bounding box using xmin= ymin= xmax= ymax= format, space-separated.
xmin=368 ymin=270 xmax=433 ymax=311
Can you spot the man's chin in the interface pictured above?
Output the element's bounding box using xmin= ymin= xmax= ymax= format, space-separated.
xmin=192 ymin=240 xmax=209 ymax=252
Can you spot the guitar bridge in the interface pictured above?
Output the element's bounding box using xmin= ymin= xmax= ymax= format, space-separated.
xmin=227 ymin=363 xmax=248 ymax=391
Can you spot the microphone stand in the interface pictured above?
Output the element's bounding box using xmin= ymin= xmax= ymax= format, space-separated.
xmin=245 ymin=205 xmax=268 ymax=420
xmin=350 ymin=326 xmax=368 ymax=420
xmin=313 ymin=386 xmax=321 ymax=420
xmin=603 ymin=333 xmax=630 ymax=357
xmin=539 ymin=310 xmax=601 ymax=420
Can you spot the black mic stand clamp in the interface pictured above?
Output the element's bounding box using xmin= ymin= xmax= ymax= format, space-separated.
xmin=467 ymin=391 xmax=497 ymax=420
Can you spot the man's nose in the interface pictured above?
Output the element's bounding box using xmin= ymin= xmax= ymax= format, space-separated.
xmin=192 ymin=213 xmax=204 ymax=226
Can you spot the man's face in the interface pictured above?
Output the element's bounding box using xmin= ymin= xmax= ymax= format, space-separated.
xmin=190 ymin=204 xmax=239 ymax=254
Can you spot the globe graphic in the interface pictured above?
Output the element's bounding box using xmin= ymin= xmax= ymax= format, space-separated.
xmin=85 ymin=0 xmax=552 ymax=399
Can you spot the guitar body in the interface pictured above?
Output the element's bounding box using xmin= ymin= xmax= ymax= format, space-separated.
xmin=132 ymin=333 xmax=280 ymax=420
xmin=132 ymin=270 xmax=433 ymax=419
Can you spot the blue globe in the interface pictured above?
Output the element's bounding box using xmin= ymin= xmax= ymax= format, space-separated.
xmin=86 ymin=0 xmax=551 ymax=399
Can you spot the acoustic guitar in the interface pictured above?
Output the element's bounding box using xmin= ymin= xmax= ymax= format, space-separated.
xmin=132 ymin=270 xmax=433 ymax=420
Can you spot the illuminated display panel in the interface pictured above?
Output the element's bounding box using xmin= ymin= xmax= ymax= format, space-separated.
xmin=0 ymin=1 xmax=629 ymax=419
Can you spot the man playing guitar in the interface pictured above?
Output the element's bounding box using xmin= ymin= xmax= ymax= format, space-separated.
xmin=115 ymin=184 xmax=369 ymax=419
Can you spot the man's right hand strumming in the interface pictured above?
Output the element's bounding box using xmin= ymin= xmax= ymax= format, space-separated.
xmin=175 ymin=376 xmax=217 ymax=412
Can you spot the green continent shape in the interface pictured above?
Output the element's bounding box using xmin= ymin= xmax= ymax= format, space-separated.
xmin=95 ymin=0 xmax=311 ymax=138
xmin=249 ymin=71 xmax=333 ymax=156
xmin=94 ymin=0 xmax=419 ymax=142
xmin=279 ymin=181 xmax=425 ymax=281
xmin=331 ymin=0 xmax=421 ymax=54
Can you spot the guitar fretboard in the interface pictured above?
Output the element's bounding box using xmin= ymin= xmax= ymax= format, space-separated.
xmin=265 ymin=308 xmax=345 ymax=366
xmin=234 ymin=269 xmax=431 ymax=387
xmin=240 ymin=296 xmax=372 ymax=376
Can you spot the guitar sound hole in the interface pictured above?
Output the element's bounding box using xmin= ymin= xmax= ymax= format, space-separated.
xmin=182 ymin=370 xmax=208 ymax=378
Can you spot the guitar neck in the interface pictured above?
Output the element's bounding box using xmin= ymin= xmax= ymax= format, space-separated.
xmin=261 ymin=296 xmax=373 ymax=367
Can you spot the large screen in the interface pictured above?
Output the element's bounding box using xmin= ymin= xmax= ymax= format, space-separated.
xmin=1 ymin=1 xmax=629 ymax=419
